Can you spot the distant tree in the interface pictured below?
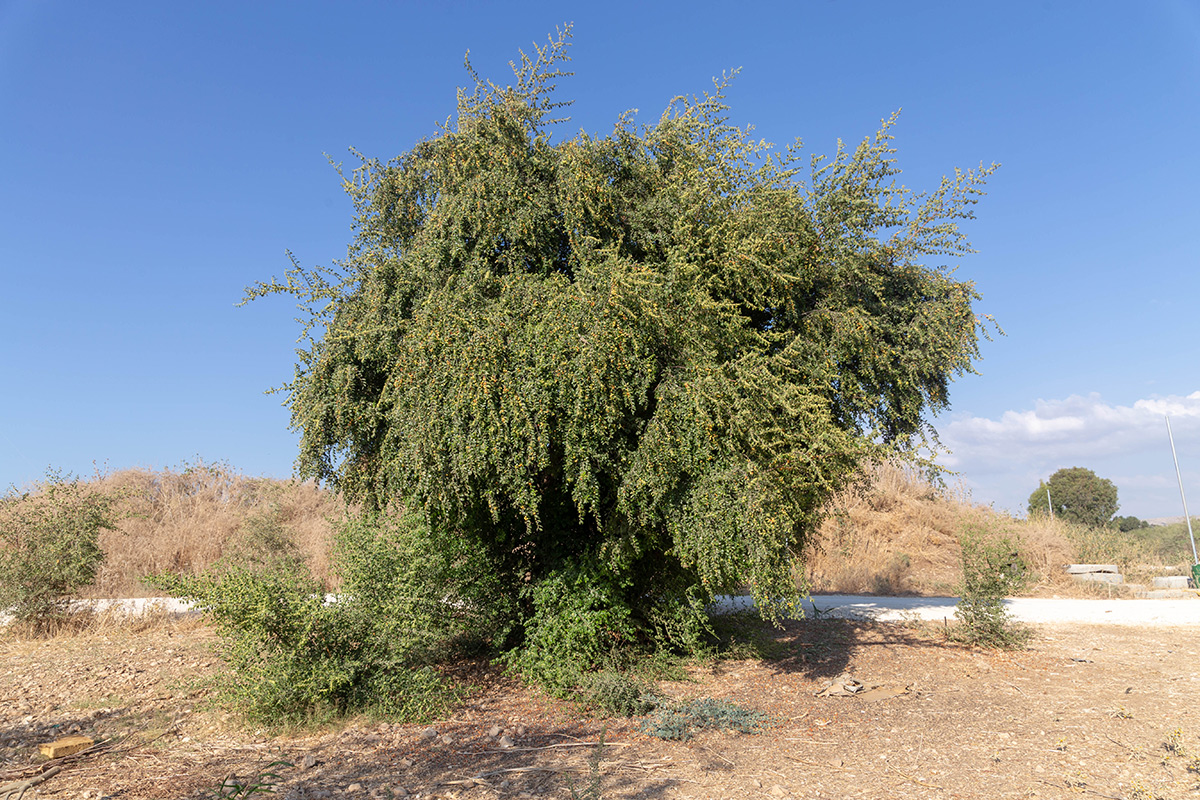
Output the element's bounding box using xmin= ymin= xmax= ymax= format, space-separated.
xmin=1027 ymin=467 xmax=1119 ymax=528
xmin=247 ymin=27 xmax=996 ymax=683
xmin=1113 ymin=515 xmax=1149 ymax=532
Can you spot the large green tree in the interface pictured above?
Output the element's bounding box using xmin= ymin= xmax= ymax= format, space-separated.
xmin=249 ymin=29 xmax=994 ymax=665
xmin=1027 ymin=467 xmax=1120 ymax=528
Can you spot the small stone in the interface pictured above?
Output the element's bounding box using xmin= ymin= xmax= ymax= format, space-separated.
xmin=770 ymin=785 xmax=786 ymax=798
xmin=498 ymin=734 xmax=515 ymax=749
xmin=515 ymin=724 xmax=526 ymax=736
xmin=301 ymin=753 xmax=319 ymax=770
xmin=439 ymin=734 xmax=454 ymax=745
xmin=488 ymin=724 xmax=502 ymax=738
xmin=346 ymin=783 xmax=363 ymax=793
xmin=397 ymin=758 xmax=413 ymax=769
xmin=419 ymin=727 xmax=438 ymax=740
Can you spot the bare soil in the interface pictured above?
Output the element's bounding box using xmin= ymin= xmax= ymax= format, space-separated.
xmin=4 ymin=618 xmax=1200 ymax=800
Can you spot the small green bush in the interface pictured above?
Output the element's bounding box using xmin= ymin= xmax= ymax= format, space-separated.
xmin=579 ymin=669 xmax=656 ymax=717
xmin=642 ymin=697 xmax=771 ymax=741
xmin=0 ymin=472 xmax=118 ymax=633
xmin=502 ymin=557 xmax=712 ymax=696
xmin=952 ymin=524 xmax=1031 ymax=649
xmin=502 ymin=558 xmax=639 ymax=694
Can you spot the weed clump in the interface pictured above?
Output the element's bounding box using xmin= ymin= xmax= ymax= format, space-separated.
xmin=642 ymin=697 xmax=772 ymax=741
xmin=206 ymin=761 xmax=292 ymax=798
xmin=951 ymin=524 xmax=1032 ymax=649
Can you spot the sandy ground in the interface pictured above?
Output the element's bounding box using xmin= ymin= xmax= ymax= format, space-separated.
xmin=5 ymin=616 xmax=1200 ymax=800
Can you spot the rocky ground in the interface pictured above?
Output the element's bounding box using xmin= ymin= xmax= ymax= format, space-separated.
xmin=3 ymin=614 xmax=1200 ymax=800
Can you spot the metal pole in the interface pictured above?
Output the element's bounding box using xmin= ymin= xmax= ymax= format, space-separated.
xmin=1046 ymin=488 xmax=1053 ymax=520
xmin=1166 ymin=415 xmax=1198 ymax=564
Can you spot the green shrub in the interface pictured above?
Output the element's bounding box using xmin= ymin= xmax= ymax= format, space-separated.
xmin=952 ymin=525 xmax=1031 ymax=649
xmin=149 ymin=509 xmax=477 ymax=725
xmin=502 ymin=558 xmax=639 ymax=694
xmin=501 ymin=554 xmax=713 ymax=696
xmin=579 ymin=669 xmax=656 ymax=717
xmin=0 ymin=472 xmax=118 ymax=633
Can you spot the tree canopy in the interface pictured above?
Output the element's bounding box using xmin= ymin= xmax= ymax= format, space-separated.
xmin=1027 ymin=467 xmax=1120 ymax=528
xmin=248 ymin=28 xmax=995 ymax=668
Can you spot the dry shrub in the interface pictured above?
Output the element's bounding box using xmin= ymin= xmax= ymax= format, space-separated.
xmin=83 ymin=461 xmax=342 ymax=598
xmin=804 ymin=462 xmax=1076 ymax=596
xmin=1012 ymin=515 xmax=1079 ymax=590
xmin=35 ymin=602 xmax=209 ymax=639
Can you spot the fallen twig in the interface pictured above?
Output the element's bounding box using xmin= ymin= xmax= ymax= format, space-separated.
xmin=440 ymin=766 xmax=544 ymax=786
xmin=439 ymin=759 xmax=670 ymax=786
xmin=477 ymin=740 xmax=631 ymax=754
xmin=1103 ymin=734 xmax=1135 ymax=751
xmin=0 ymin=765 xmax=62 ymax=800
xmin=884 ymin=760 xmax=943 ymax=790
xmin=782 ymin=755 xmax=852 ymax=773
xmin=694 ymin=745 xmax=735 ymax=766
xmin=1036 ymin=779 xmax=1121 ymax=800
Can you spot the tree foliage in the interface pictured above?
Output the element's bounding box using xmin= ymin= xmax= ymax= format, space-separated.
xmin=247 ymin=28 xmax=994 ymax=667
xmin=1113 ymin=515 xmax=1149 ymax=532
xmin=1027 ymin=467 xmax=1120 ymax=528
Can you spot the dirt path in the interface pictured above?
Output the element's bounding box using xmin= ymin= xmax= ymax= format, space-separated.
xmin=3 ymin=618 xmax=1200 ymax=800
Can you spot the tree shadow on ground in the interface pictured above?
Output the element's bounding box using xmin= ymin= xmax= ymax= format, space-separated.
xmin=710 ymin=613 xmax=968 ymax=681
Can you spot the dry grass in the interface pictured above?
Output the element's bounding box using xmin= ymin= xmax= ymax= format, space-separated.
xmin=804 ymin=462 xmax=1077 ymax=596
xmin=80 ymin=461 xmax=342 ymax=598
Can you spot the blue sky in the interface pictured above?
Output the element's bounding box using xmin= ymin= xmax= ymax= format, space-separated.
xmin=2 ymin=1 xmax=1198 ymax=519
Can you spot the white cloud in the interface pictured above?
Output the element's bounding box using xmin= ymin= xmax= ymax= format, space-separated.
xmin=933 ymin=391 xmax=1200 ymax=517
xmin=938 ymin=391 xmax=1200 ymax=469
